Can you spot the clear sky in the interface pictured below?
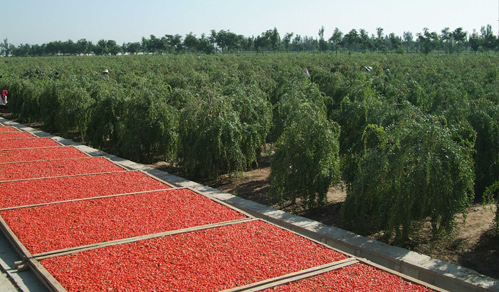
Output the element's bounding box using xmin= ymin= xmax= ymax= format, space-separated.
xmin=2 ymin=0 xmax=498 ymax=46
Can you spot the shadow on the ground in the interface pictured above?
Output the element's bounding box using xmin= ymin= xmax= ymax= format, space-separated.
xmin=208 ymin=177 xmax=275 ymax=206
xmin=458 ymin=229 xmax=499 ymax=279
xmin=294 ymin=201 xmax=344 ymax=227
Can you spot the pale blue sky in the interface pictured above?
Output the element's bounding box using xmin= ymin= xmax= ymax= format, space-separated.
xmin=2 ymin=0 xmax=498 ymax=46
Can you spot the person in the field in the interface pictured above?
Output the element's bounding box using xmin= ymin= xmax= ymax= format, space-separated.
xmin=0 ymin=90 xmax=7 ymax=107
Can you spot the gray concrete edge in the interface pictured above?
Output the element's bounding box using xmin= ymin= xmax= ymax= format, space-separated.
xmin=2 ymin=117 xmax=498 ymax=292
xmin=0 ymin=232 xmax=49 ymax=292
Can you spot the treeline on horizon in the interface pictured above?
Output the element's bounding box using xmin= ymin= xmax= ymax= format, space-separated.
xmin=1 ymin=24 xmax=498 ymax=57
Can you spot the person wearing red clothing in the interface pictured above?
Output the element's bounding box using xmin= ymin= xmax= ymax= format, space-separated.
xmin=0 ymin=90 xmax=7 ymax=107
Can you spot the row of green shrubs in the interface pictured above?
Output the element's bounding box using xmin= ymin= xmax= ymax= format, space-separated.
xmin=1 ymin=52 xmax=498 ymax=242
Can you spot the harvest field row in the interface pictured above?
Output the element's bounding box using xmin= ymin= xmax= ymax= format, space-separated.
xmin=0 ymin=146 xmax=88 ymax=164
xmin=0 ymin=131 xmax=34 ymax=139
xmin=0 ymin=156 xmax=124 ymax=181
xmin=1 ymin=189 xmax=248 ymax=254
xmin=0 ymin=126 xmax=21 ymax=133
xmin=0 ymin=137 xmax=60 ymax=149
xmin=36 ymin=221 xmax=431 ymax=292
xmin=1 ymin=52 xmax=497 ymax=244
xmin=0 ymin=118 xmax=440 ymax=290
xmin=0 ymin=170 xmax=170 ymax=208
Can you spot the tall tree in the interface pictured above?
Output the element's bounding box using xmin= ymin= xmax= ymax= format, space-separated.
xmin=46 ymin=41 xmax=62 ymax=55
xmin=0 ymin=38 xmax=13 ymax=57
xmin=64 ymin=39 xmax=77 ymax=55
xmin=13 ymin=44 xmax=31 ymax=57
xmin=270 ymin=27 xmax=281 ymax=52
xmin=282 ymin=32 xmax=294 ymax=52
xmin=164 ymin=34 xmax=183 ymax=53
xmin=107 ymin=40 xmax=120 ymax=55
xmin=388 ymin=33 xmax=402 ymax=53
xmin=197 ymin=33 xmax=215 ymax=54
xmin=376 ymin=27 xmax=385 ymax=52
xmin=417 ymin=28 xmax=438 ymax=54
xmin=452 ymin=27 xmax=467 ymax=54
xmin=343 ymin=29 xmax=360 ymax=52
xmin=125 ymin=42 xmax=141 ymax=54
xmin=480 ymin=24 xmax=497 ymax=53
xmin=469 ymin=29 xmax=481 ymax=53
xmin=329 ymin=28 xmax=343 ymax=54
xmin=183 ymin=32 xmax=199 ymax=53
xmin=93 ymin=39 xmax=108 ymax=55
xmin=31 ymin=44 xmax=45 ymax=56
xmin=209 ymin=30 xmax=218 ymax=51
xmin=214 ymin=30 xmax=239 ymax=52
xmin=254 ymin=31 xmax=271 ymax=52
xmin=141 ymin=37 xmax=150 ymax=54
xmin=237 ymin=35 xmax=252 ymax=51
xmin=318 ymin=26 xmax=328 ymax=52
xmin=76 ymin=39 xmax=90 ymax=55
xmin=440 ymin=27 xmax=453 ymax=54
xmin=291 ymin=34 xmax=304 ymax=51
xmin=149 ymin=35 xmax=164 ymax=54
xmin=359 ymin=29 xmax=372 ymax=51
xmin=403 ymin=31 xmax=414 ymax=53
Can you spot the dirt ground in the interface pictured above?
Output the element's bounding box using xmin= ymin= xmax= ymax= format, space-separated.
xmin=151 ymin=161 xmax=499 ymax=281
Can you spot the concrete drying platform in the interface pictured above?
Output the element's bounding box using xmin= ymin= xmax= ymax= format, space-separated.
xmin=0 ymin=116 xmax=498 ymax=292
